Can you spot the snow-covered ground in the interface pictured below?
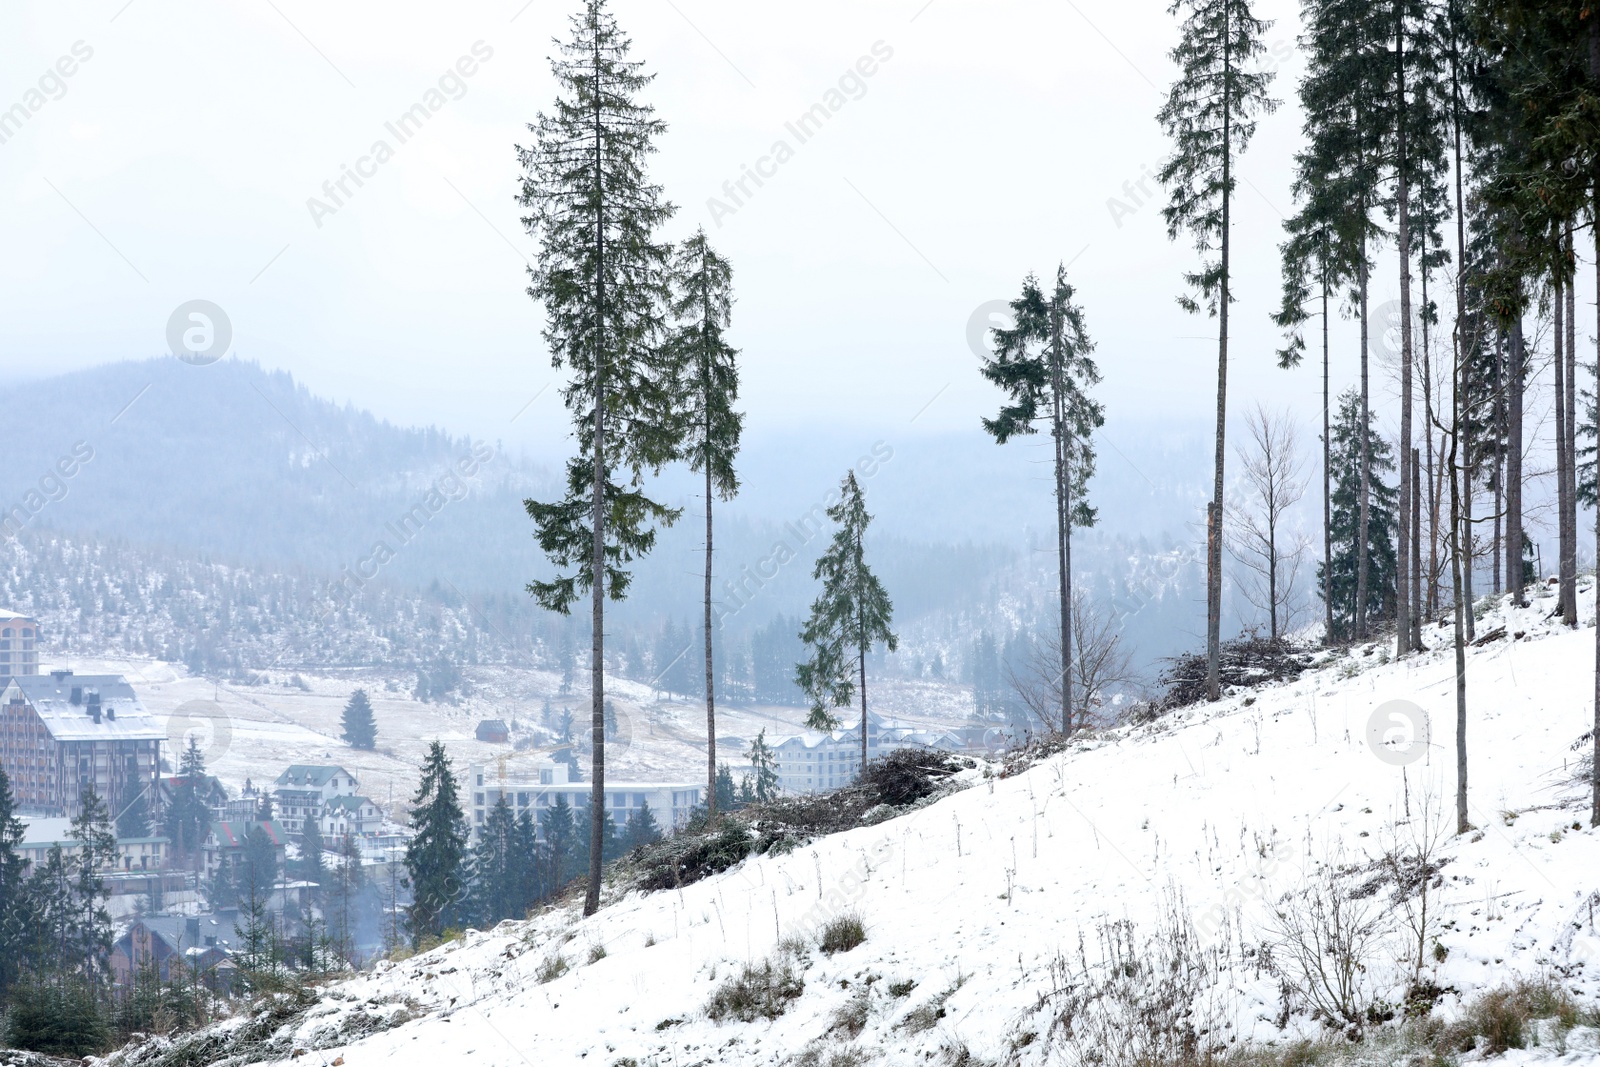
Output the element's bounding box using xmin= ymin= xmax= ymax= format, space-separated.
xmin=103 ymin=580 xmax=1600 ymax=1066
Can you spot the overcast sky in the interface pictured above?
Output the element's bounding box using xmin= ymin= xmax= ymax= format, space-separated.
xmin=1 ymin=0 xmax=1550 ymax=473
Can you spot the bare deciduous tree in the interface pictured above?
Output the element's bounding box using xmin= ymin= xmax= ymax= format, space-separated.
xmin=1227 ymin=405 xmax=1312 ymax=641
xmin=1008 ymin=591 xmax=1136 ymax=735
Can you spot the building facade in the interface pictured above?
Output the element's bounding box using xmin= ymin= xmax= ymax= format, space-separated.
xmin=0 ymin=670 xmax=163 ymax=819
xmin=0 ymin=610 xmax=39 ymax=678
xmin=465 ymin=759 xmax=701 ymax=843
xmin=272 ymin=764 xmax=359 ymax=833
xmin=769 ymin=712 xmax=965 ymax=795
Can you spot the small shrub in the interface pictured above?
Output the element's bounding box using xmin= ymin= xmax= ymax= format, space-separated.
xmin=819 ymin=913 xmax=867 ymax=954
xmin=902 ymin=991 xmax=951 ymax=1034
xmin=1442 ymin=978 xmax=1580 ymax=1055
xmin=830 ymin=988 xmax=871 ymax=1037
xmin=587 ymin=942 xmax=608 ymax=964
xmin=706 ymin=958 xmax=805 ymax=1023
xmin=536 ymin=953 xmax=569 ymax=984
xmin=888 ymin=978 xmax=917 ymax=998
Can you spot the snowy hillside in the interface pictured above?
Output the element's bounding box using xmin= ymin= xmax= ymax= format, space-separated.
xmin=105 ymin=581 xmax=1600 ymax=1067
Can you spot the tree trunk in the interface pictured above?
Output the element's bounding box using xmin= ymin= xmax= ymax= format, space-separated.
xmin=704 ymin=462 xmax=717 ymax=816
xmin=858 ymin=609 xmax=868 ymax=774
xmin=1450 ymin=336 xmax=1470 ymax=835
xmin=1493 ymin=328 xmax=1504 ymax=596
xmin=1055 ymin=376 xmax=1074 ymax=732
xmin=1423 ymin=256 xmax=1440 ymax=619
xmin=585 ymin=32 xmax=606 ymax=918
xmin=1507 ymin=315 xmax=1525 ymax=605
xmin=1396 ymin=4 xmax=1414 ymax=658
xmin=1556 ymin=264 xmax=1573 ymax=628
xmin=1412 ymin=452 xmax=1423 ymax=642
xmin=1323 ymin=278 xmax=1334 ymax=644
xmin=1561 ymin=228 xmax=1579 ymax=626
xmin=1358 ymin=247 xmax=1372 ymax=638
xmin=1449 ymin=11 xmax=1474 ymax=643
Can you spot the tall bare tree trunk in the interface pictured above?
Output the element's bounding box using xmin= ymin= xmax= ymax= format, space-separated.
xmin=1053 ymin=341 xmax=1074 ymax=731
xmin=1507 ymin=315 xmax=1526 ymax=605
xmin=1396 ymin=7 xmax=1415 ymax=658
xmin=1556 ymin=264 xmax=1573 ymax=627
xmin=1450 ymin=331 xmax=1470 ymax=834
xmin=704 ymin=463 xmax=717 ymax=816
xmin=1323 ymin=279 xmax=1334 ymax=643
xmin=1358 ymin=247 xmax=1372 ymax=638
xmin=1560 ymin=227 xmax=1579 ymax=626
xmin=1413 ymin=448 xmax=1422 ymax=646
xmin=1449 ymin=20 xmax=1474 ymax=642
xmin=1423 ymin=259 xmax=1440 ymax=618
xmin=1493 ymin=328 xmax=1504 ymax=596
xmin=857 ymin=600 xmax=869 ymax=773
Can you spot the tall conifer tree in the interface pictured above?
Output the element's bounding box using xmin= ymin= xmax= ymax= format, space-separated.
xmin=796 ymin=472 xmax=897 ymax=772
xmin=1157 ymin=0 xmax=1277 ymax=698
xmin=980 ymin=265 xmax=1104 ymax=730
xmin=668 ymin=227 xmax=742 ymax=817
xmin=518 ymin=0 xmax=682 ymax=916
xmin=403 ymin=742 xmax=467 ymax=945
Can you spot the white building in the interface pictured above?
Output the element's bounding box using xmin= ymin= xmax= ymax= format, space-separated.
xmin=769 ymin=711 xmax=964 ymax=795
xmin=465 ymin=759 xmax=701 ymax=843
xmin=319 ymin=794 xmax=383 ymax=839
xmin=272 ymin=765 xmax=359 ymax=834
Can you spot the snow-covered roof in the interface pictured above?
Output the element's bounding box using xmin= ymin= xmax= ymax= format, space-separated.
xmin=324 ymin=794 xmax=375 ymax=812
xmin=4 ymin=671 xmax=162 ymax=743
xmin=274 ymin=765 xmax=352 ymax=788
xmin=0 ymin=608 xmax=35 ymax=621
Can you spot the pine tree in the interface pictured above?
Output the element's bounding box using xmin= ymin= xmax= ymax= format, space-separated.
xmin=621 ymin=799 xmax=661 ymax=852
xmin=511 ymin=809 xmax=541 ymax=913
xmin=518 ymin=0 xmax=683 ymax=918
xmin=329 ymin=833 xmax=364 ymax=962
xmin=403 ymin=742 xmax=467 ymax=946
xmin=748 ymin=729 xmax=779 ymax=803
xmin=341 ymin=689 xmax=377 ymax=750
xmin=1157 ymin=0 xmax=1277 ymax=699
xmin=980 ymin=265 xmax=1104 ymax=731
xmin=668 ymin=227 xmax=743 ymax=817
xmin=539 ymin=793 xmax=578 ymax=891
xmin=115 ymin=773 xmax=151 ymax=839
xmin=1319 ymin=389 xmax=1399 ymax=638
xmin=467 ymin=797 xmax=518 ymax=926
xmin=714 ymin=765 xmax=738 ymax=812
xmin=796 ymin=471 xmax=897 ymax=773
xmin=163 ymin=736 xmax=211 ymax=864
xmin=67 ymin=788 xmax=116 ymax=991
xmin=0 ymin=767 xmax=29 ymax=1001
xmin=240 ymin=824 xmax=279 ymax=901
xmin=299 ymin=816 xmax=325 ymax=892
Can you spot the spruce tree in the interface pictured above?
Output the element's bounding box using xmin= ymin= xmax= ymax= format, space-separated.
xmin=748 ymin=729 xmax=780 ymax=803
xmin=403 ymin=741 xmax=467 ymax=946
xmin=299 ymin=816 xmax=325 ymax=891
xmin=669 ymin=227 xmax=743 ymax=817
xmin=68 ymin=788 xmax=116 ymax=991
xmin=341 ymin=689 xmax=377 ymax=750
xmin=796 ymin=471 xmax=897 ymax=773
xmin=519 ymin=0 xmax=682 ymax=918
xmin=511 ymin=808 xmax=541 ymax=912
xmin=539 ymin=793 xmax=578 ymax=891
xmin=621 ymin=799 xmax=661 ymax=852
xmin=1319 ymin=389 xmax=1399 ymax=638
xmin=980 ymin=265 xmax=1104 ymax=730
xmin=1157 ymin=0 xmax=1277 ymax=699
xmin=467 ymin=797 xmax=518 ymax=926
xmin=0 ymin=768 xmax=29 ymax=1001
xmin=164 ymin=735 xmax=211 ymax=865
xmin=714 ymin=765 xmax=738 ymax=812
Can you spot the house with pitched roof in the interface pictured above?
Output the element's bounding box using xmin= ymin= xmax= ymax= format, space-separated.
xmin=202 ymin=818 xmax=288 ymax=879
xmin=0 ymin=609 xmax=39 ymax=678
xmin=272 ymin=764 xmax=359 ymax=833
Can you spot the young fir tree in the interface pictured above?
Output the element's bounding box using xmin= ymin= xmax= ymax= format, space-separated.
xmin=0 ymin=768 xmax=29 ymax=1001
xmin=714 ymin=764 xmax=738 ymax=813
xmin=467 ymin=797 xmax=518 ymax=926
xmin=511 ymin=808 xmax=541 ymax=913
xmin=539 ymin=793 xmax=578 ymax=891
xmin=668 ymin=227 xmax=743 ymax=817
xmin=240 ymin=823 xmax=279 ymax=901
xmin=795 ymin=471 xmax=897 ymax=774
xmin=68 ymin=788 xmax=116 ymax=991
xmin=1319 ymin=389 xmax=1399 ymax=638
xmin=163 ymin=735 xmax=211 ymax=865
xmin=518 ymin=0 xmax=682 ymax=918
xmin=341 ymin=689 xmax=377 ymax=750
xmin=1157 ymin=0 xmax=1277 ymax=699
xmin=403 ymin=741 xmax=467 ymax=946
xmin=621 ymin=799 xmax=661 ymax=852
xmin=980 ymin=265 xmax=1104 ymax=731
xmin=748 ymin=728 xmax=779 ymax=803
xmin=299 ymin=816 xmax=325 ymax=891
